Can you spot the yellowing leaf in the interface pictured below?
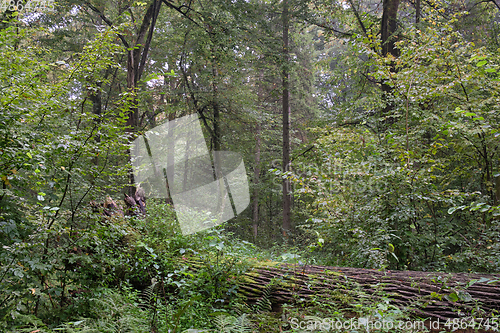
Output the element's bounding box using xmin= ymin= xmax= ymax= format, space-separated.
xmin=1 ymin=176 xmax=10 ymax=186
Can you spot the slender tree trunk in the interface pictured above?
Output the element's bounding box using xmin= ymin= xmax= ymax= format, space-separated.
xmin=253 ymin=122 xmax=261 ymax=242
xmin=416 ymin=0 xmax=420 ymax=24
xmin=209 ymin=36 xmax=227 ymax=217
xmin=212 ymin=63 xmax=221 ymax=152
xmin=282 ymin=0 xmax=292 ymax=237
xmin=126 ymin=49 xmax=140 ymax=197
xmin=166 ymin=111 xmax=176 ymax=205
xmin=495 ymin=175 xmax=500 ymax=205
xmin=89 ymin=81 xmax=102 ymax=176
xmin=253 ymin=70 xmax=265 ymax=241
xmin=380 ymin=0 xmax=400 ymax=127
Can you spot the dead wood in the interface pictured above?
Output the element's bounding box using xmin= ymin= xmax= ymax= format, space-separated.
xmin=238 ymin=262 xmax=500 ymax=327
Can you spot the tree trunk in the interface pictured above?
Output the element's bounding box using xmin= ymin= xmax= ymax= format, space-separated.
xmin=209 ymin=35 xmax=229 ymax=216
xmin=416 ymin=0 xmax=421 ymax=24
xmin=381 ymin=0 xmax=400 ymax=58
xmin=124 ymin=0 xmax=161 ymax=197
xmin=282 ymin=0 xmax=292 ymax=237
xmin=89 ymin=79 xmax=102 ymax=170
xmin=494 ymin=174 xmax=500 ymax=206
xmin=380 ymin=0 xmax=400 ymax=127
xmin=238 ymin=263 xmax=500 ymax=324
xmin=85 ymin=0 xmax=162 ymax=197
xmin=253 ymin=121 xmax=261 ymax=242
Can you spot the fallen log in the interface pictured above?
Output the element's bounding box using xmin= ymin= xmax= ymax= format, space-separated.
xmin=238 ymin=262 xmax=500 ymax=324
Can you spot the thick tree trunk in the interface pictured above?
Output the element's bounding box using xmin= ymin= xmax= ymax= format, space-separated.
xmin=238 ymin=263 xmax=500 ymax=324
xmin=282 ymin=0 xmax=292 ymax=237
xmin=381 ymin=0 xmax=400 ymax=58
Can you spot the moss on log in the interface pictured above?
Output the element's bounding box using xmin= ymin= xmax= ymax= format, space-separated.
xmin=239 ymin=262 xmax=500 ymax=323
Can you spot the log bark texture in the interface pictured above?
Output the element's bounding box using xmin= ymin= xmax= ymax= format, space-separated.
xmin=239 ymin=263 xmax=500 ymax=324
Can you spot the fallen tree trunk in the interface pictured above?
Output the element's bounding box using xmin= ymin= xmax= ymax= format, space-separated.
xmin=239 ymin=263 xmax=500 ymax=323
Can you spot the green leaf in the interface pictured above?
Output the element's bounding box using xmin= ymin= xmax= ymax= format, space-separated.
xmin=388 ymin=243 xmax=395 ymax=253
xmin=446 ymin=292 xmax=459 ymax=302
xmin=477 ymin=277 xmax=491 ymax=283
xmin=458 ymin=291 xmax=472 ymax=302
xmin=466 ymin=279 xmax=478 ymax=288
xmin=165 ymin=69 xmax=176 ymax=77
xmin=430 ymin=292 xmax=442 ymax=300
xmin=476 ymin=60 xmax=487 ymax=67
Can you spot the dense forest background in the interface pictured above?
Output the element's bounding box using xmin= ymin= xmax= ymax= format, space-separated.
xmin=1 ymin=0 xmax=499 ymax=331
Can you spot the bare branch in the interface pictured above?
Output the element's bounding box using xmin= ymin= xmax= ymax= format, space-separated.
xmin=309 ymin=20 xmax=352 ymax=37
xmin=84 ymin=1 xmax=129 ymax=48
xmin=161 ymin=0 xmax=202 ymax=28
xmin=347 ymin=0 xmax=368 ymax=36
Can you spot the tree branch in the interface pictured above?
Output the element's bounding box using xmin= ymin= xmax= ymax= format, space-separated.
xmin=161 ymin=0 xmax=202 ymax=28
xmin=291 ymin=145 xmax=315 ymax=162
xmin=347 ymin=0 xmax=368 ymax=36
xmin=308 ymin=20 xmax=352 ymax=37
xmin=84 ymin=1 xmax=129 ymax=48
xmin=137 ymin=0 xmax=162 ymax=82
xmin=471 ymin=0 xmax=500 ymax=10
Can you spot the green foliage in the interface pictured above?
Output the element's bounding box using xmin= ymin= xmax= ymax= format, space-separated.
xmin=213 ymin=314 xmax=252 ymax=333
xmin=0 ymin=24 xmax=132 ymax=330
xmin=287 ymin=0 xmax=500 ymax=274
xmin=2 ymin=0 xmax=500 ymax=331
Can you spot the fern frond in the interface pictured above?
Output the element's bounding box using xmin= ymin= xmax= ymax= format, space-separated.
xmin=253 ymin=278 xmax=280 ymax=313
xmin=213 ymin=314 xmax=252 ymax=333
